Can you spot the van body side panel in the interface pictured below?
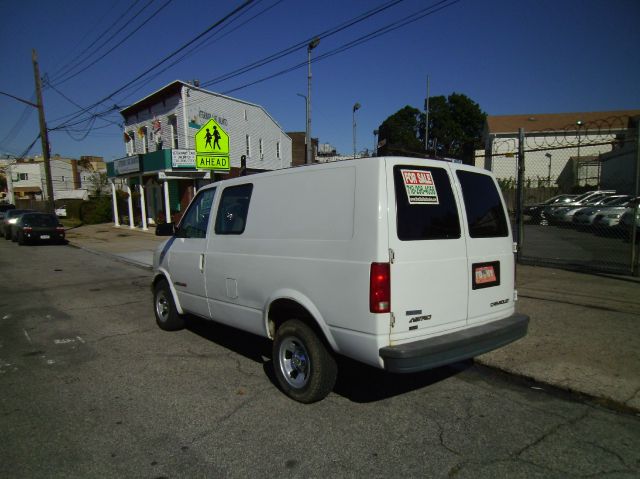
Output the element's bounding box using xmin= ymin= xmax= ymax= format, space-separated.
xmin=203 ymin=162 xmax=389 ymax=352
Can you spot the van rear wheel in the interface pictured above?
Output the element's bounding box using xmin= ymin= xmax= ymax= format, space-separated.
xmin=153 ymin=279 xmax=185 ymax=331
xmin=273 ymin=319 xmax=337 ymax=403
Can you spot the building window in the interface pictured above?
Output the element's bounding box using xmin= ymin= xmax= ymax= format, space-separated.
xmin=244 ymin=109 xmax=248 ymax=121
xmin=141 ymin=127 xmax=149 ymax=153
xmin=276 ymin=141 xmax=280 ymax=159
xmin=18 ymin=173 xmax=28 ymax=181
xmin=168 ymin=115 xmax=178 ymax=149
xmin=127 ymin=131 xmax=135 ymax=154
xmin=246 ymin=134 xmax=251 ymax=157
xmin=259 ymin=138 xmax=263 ymax=160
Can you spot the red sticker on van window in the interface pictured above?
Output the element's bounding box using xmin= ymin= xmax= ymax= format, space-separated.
xmin=475 ymin=266 xmax=496 ymax=284
xmin=400 ymin=169 xmax=439 ymax=205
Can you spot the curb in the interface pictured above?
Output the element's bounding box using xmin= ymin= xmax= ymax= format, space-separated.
xmin=66 ymin=241 xmax=153 ymax=271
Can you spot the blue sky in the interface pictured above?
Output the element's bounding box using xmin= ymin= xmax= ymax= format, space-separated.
xmin=1 ymin=0 xmax=639 ymax=161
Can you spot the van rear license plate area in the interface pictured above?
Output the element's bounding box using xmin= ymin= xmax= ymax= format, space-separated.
xmin=472 ymin=261 xmax=500 ymax=290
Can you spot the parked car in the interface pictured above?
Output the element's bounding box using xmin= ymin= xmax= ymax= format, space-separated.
xmin=544 ymin=191 xmax=616 ymax=224
xmin=620 ymin=208 xmax=640 ymax=240
xmin=2 ymin=209 xmax=34 ymax=240
xmin=153 ymin=157 xmax=529 ymax=403
xmin=593 ymin=197 xmax=640 ymax=232
xmin=572 ymin=195 xmax=633 ymax=227
xmin=0 ymin=203 xmax=16 ymax=222
xmin=523 ymin=194 xmax=576 ymax=223
xmin=12 ymin=212 xmax=66 ymax=245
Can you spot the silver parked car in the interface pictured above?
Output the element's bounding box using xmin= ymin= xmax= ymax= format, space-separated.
xmin=543 ymin=190 xmax=615 ymax=224
xmin=592 ymin=197 xmax=640 ymax=232
xmin=572 ymin=195 xmax=633 ymax=227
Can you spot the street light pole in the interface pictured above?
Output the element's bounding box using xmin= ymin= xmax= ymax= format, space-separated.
xmin=576 ymin=120 xmax=583 ymax=160
xmin=373 ymin=129 xmax=379 ymax=157
xmin=306 ymin=37 xmax=320 ymax=165
xmin=545 ymin=153 xmax=552 ymax=187
xmin=296 ymin=93 xmax=307 ymax=164
xmin=353 ymin=102 xmax=361 ymax=159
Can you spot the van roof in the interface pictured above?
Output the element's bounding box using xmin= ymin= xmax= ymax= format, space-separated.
xmin=199 ymin=156 xmax=491 ymax=191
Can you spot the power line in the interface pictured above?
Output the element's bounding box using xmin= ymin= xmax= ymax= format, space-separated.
xmin=72 ymin=0 xmax=408 ymax=126
xmin=202 ymin=0 xmax=406 ymax=88
xmin=51 ymin=0 xmax=174 ymax=87
xmin=49 ymin=0 xmax=147 ymax=83
xmin=113 ymin=0 xmax=280 ymax=104
xmin=221 ymin=0 xmax=460 ymax=95
xmin=51 ymin=0 xmax=257 ymax=132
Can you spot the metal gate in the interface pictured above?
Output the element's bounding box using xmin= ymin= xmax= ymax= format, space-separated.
xmin=481 ymin=115 xmax=640 ymax=276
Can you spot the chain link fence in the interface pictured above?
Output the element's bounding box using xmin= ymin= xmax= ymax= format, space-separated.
xmin=480 ymin=115 xmax=640 ymax=276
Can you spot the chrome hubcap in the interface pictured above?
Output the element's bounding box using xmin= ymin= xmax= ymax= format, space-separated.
xmin=156 ymin=291 xmax=169 ymax=321
xmin=278 ymin=338 xmax=309 ymax=389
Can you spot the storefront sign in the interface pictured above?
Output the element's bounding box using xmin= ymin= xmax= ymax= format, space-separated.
xmin=114 ymin=155 xmax=140 ymax=175
xmin=189 ymin=110 xmax=228 ymax=129
xmin=171 ymin=149 xmax=196 ymax=168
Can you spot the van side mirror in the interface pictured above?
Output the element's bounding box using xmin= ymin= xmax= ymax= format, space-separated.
xmin=155 ymin=223 xmax=175 ymax=236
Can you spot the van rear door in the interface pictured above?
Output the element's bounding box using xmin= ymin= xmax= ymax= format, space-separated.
xmin=453 ymin=166 xmax=515 ymax=324
xmin=385 ymin=159 xmax=469 ymax=343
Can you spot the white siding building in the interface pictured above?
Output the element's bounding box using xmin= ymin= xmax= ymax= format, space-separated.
xmin=480 ymin=110 xmax=640 ymax=189
xmin=109 ymin=80 xmax=292 ymax=226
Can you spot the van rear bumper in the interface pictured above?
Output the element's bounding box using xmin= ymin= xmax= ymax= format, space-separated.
xmin=379 ymin=314 xmax=529 ymax=373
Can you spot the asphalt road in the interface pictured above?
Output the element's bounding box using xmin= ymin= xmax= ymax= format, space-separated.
xmin=1 ymin=241 xmax=639 ymax=478
xmin=520 ymin=222 xmax=637 ymax=274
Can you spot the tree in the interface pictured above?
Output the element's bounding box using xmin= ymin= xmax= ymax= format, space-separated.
xmin=427 ymin=93 xmax=486 ymax=161
xmin=377 ymin=106 xmax=425 ymax=158
xmin=86 ymin=171 xmax=109 ymax=197
xmin=377 ymin=93 xmax=486 ymax=163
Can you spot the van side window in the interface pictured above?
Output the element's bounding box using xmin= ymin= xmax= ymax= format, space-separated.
xmin=393 ymin=165 xmax=461 ymax=241
xmin=456 ymin=170 xmax=509 ymax=238
xmin=215 ymin=184 xmax=253 ymax=235
xmin=176 ymin=188 xmax=216 ymax=239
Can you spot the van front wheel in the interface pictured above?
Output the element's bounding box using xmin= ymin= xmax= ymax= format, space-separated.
xmin=153 ymin=279 xmax=185 ymax=331
xmin=273 ymin=320 xmax=337 ymax=403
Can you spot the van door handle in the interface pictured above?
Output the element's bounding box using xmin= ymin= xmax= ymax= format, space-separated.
xmin=199 ymin=254 xmax=205 ymax=273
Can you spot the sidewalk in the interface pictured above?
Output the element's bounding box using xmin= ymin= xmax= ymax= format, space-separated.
xmin=66 ymin=223 xmax=640 ymax=412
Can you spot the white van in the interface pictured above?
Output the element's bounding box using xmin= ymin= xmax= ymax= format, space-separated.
xmin=152 ymin=157 xmax=529 ymax=403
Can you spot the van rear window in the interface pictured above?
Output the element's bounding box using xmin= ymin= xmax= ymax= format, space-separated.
xmin=393 ymin=165 xmax=460 ymax=241
xmin=456 ymin=170 xmax=509 ymax=238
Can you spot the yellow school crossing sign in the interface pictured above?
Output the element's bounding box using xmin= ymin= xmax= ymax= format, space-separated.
xmin=194 ymin=118 xmax=230 ymax=171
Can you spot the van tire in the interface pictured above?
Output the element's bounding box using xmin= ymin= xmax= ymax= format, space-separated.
xmin=153 ymin=279 xmax=185 ymax=331
xmin=273 ymin=319 xmax=337 ymax=403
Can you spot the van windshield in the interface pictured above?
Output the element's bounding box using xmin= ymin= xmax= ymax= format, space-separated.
xmin=393 ymin=165 xmax=460 ymax=241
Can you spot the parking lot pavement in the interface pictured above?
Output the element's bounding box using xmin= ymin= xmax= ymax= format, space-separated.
xmin=65 ymin=223 xmax=640 ymax=412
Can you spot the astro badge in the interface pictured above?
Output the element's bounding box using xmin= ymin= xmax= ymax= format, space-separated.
xmin=400 ymin=169 xmax=439 ymax=205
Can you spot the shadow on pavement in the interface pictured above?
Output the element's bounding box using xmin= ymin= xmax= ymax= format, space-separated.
xmin=185 ymin=315 xmax=467 ymax=403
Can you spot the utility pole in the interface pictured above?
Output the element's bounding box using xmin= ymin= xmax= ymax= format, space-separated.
xmin=424 ymin=76 xmax=430 ymax=155
xmin=32 ymin=49 xmax=54 ymax=213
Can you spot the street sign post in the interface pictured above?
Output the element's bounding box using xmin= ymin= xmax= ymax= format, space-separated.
xmin=194 ymin=118 xmax=230 ymax=172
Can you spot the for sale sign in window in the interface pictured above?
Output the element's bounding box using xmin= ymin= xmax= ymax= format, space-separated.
xmin=400 ymin=169 xmax=439 ymax=205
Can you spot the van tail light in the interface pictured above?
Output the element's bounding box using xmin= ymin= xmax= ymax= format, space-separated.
xmin=370 ymin=262 xmax=391 ymax=313
xmin=23 ymin=227 xmax=32 ymax=232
